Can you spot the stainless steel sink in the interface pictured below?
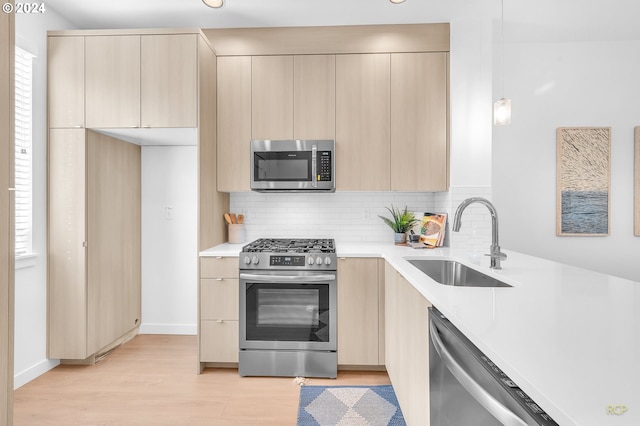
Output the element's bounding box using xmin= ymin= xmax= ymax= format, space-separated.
xmin=406 ymin=259 xmax=512 ymax=288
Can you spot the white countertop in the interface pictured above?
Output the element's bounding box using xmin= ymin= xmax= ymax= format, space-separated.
xmin=200 ymin=242 xmax=640 ymax=425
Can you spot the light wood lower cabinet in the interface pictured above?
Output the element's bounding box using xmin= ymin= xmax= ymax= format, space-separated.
xmin=385 ymin=262 xmax=432 ymax=425
xmin=337 ymin=258 xmax=385 ymax=367
xmin=48 ymin=129 xmax=141 ymax=361
xmin=199 ymin=257 xmax=239 ymax=367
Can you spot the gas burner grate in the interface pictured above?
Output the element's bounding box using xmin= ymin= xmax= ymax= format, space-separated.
xmin=243 ymin=238 xmax=335 ymax=253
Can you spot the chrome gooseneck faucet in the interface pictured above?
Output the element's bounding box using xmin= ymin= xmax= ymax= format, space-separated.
xmin=452 ymin=197 xmax=507 ymax=269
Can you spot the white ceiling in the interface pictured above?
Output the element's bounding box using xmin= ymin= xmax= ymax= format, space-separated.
xmin=43 ymin=0 xmax=640 ymax=43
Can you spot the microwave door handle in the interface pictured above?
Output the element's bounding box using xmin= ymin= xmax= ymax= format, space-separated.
xmin=240 ymin=273 xmax=336 ymax=282
xmin=311 ymin=144 xmax=317 ymax=188
xmin=429 ymin=321 xmax=528 ymax=426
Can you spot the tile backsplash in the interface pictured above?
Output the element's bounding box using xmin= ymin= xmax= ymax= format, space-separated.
xmin=229 ymin=186 xmax=492 ymax=249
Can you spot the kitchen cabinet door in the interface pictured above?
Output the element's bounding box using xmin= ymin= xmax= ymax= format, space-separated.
xmin=48 ymin=36 xmax=85 ymax=128
xmin=141 ymin=34 xmax=198 ymax=128
xmin=198 ymin=257 xmax=240 ymax=366
xmin=48 ymin=129 xmax=88 ymax=359
xmin=336 ymin=54 xmax=391 ymax=191
xmin=48 ymin=129 xmax=141 ymax=361
xmin=385 ymin=262 xmax=431 ymax=425
xmin=294 ymin=55 xmax=336 ymax=140
xmin=85 ymin=35 xmax=141 ymax=128
xmin=86 ymin=131 xmax=141 ymax=354
xmin=391 ymin=52 xmax=448 ymax=191
xmin=217 ymin=56 xmax=251 ymax=192
xmin=337 ymin=258 xmax=383 ymax=366
xmin=252 ymin=55 xmax=294 ymax=140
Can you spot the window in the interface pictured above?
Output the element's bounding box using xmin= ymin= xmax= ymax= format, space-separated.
xmin=14 ymin=46 xmax=34 ymax=257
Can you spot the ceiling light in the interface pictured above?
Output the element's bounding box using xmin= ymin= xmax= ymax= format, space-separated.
xmin=493 ymin=0 xmax=511 ymax=126
xmin=494 ymin=98 xmax=512 ymax=126
xmin=390 ymin=0 xmax=406 ymax=3
xmin=203 ymin=0 xmax=224 ymax=8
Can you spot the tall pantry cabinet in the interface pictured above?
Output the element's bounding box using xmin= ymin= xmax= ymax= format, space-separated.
xmin=48 ymin=130 xmax=141 ymax=360
xmin=47 ymin=29 xmax=228 ymax=361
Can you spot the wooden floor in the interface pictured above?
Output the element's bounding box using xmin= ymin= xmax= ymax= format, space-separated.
xmin=13 ymin=335 xmax=391 ymax=425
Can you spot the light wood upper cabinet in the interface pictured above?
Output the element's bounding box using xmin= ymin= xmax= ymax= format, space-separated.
xmin=48 ymin=36 xmax=85 ymax=128
xmin=85 ymin=35 xmax=141 ymax=128
xmin=391 ymin=52 xmax=448 ymax=191
xmin=252 ymin=55 xmax=294 ymax=140
xmin=337 ymin=258 xmax=384 ymax=366
xmin=217 ymin=56 xmax=252 ymax=192
xmin=336 ymin=54 xmax=391 ymax=191
xmin=141 ymin=34 xmax=198 ymax=128
xmin=294 ymin=55 xmax=335 ymax=140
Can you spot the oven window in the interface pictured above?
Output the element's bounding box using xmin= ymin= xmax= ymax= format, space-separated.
xmin=245 ymin=283 xmax=330 ymax=343
xmin=254 ymin=151 xmax=312 ymax=181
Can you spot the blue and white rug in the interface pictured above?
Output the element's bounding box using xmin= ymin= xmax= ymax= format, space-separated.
xmin=297 ymin=385 xmax=406 ymax=426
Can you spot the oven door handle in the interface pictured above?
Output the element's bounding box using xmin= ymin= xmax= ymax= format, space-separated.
xmin=240 ymin=273 xmax=336 ymax=282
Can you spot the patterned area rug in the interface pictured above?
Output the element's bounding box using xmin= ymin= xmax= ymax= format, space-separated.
xmin=297 ymin=385 xmax=406 ymax=426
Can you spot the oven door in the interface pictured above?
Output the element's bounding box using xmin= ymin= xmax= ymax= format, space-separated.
xmin=239 ymin=270 xmax=337 ymax=351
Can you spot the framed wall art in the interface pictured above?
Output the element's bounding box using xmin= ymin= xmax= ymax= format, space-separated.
xmin=635 ymin=127 xmax=640 ymax=236
xmin=556 ymin=127 xmax=611 ymax=236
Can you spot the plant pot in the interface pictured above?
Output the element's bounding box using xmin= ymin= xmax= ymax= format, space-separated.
xmin=393 ymin=232 xmax=407 ymax=245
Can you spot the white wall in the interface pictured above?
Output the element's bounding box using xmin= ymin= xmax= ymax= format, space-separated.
xmin=493 ymin=40 xmax=640 ymax=282
xmin=140 ymin=146 xmax=198 ymax=335
xmin=13 ymin=9 xmax=76 ymax=388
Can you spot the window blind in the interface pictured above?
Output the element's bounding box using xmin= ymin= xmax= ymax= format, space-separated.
xmin=15 ymin=46 xmax=34 ymax=256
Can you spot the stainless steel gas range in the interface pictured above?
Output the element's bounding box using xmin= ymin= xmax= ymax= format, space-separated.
xmin=238 ymin=238 xmax=337 ymax=378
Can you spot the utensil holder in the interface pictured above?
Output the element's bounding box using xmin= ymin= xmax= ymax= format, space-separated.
xmin=228 ymin=224 xmax=245 ymax=244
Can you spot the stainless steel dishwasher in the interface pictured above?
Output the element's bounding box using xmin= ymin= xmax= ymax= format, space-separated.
xmin=429 ymin=308 xmax=559 ymax=426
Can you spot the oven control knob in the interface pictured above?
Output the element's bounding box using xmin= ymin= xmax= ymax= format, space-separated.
xmin=243 ymin=256 xmax=251 ymax=265
xmin=307 ymin=256 xmax=314 ymax=265
xmin=251 ymin=256 xmax=259 ymax=265
xmin=324 ymin=257 xmax=332 ymax=265
xmin=315 ymin=257 xmax=323 ymax=265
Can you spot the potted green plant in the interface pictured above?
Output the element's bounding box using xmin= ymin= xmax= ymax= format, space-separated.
xmin=378 ymin=205 xmax=419 ymax=245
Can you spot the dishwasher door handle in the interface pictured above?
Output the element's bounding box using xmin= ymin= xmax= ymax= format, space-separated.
xmin=240 ymin=273 xmax=336 ymax=282
xmin=429 ymin=320 xmax=528 ymax=426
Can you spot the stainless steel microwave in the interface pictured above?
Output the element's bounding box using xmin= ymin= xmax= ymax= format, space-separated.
xmin=250 ymin=140 xmax=335 ymax=192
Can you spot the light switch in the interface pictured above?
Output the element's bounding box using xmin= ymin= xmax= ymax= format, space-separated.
xmin=164 ymin=206 xmax=174 ymax=220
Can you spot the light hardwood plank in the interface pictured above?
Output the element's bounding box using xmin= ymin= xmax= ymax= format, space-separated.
xmin=14 ymin=335 xmax=390 ymax=426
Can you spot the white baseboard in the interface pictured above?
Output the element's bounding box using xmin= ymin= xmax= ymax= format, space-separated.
xmin=14 ymin=358 xmax=60 ymax=389
xmin=139 ymin=323 xmax=197 ymax=335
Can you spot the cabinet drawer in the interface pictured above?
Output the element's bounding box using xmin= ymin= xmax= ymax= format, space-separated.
xmin=200 ymin=320 xmax=239 ymax=363
xmin=200 ymin=279 xmax=239 ymax=320
xmin=200 ymin=257 xmax=238 ymax=279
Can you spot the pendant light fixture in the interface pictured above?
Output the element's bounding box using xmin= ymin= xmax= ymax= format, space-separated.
xmin=202 ymin=0 xmax=224 ymax=8
xmin=494 ymin=0 xmax=511 ymax=126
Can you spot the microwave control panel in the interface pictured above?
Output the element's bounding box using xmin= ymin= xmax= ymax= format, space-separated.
xmin=317 ymin=151 xmax=332 ymax=181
